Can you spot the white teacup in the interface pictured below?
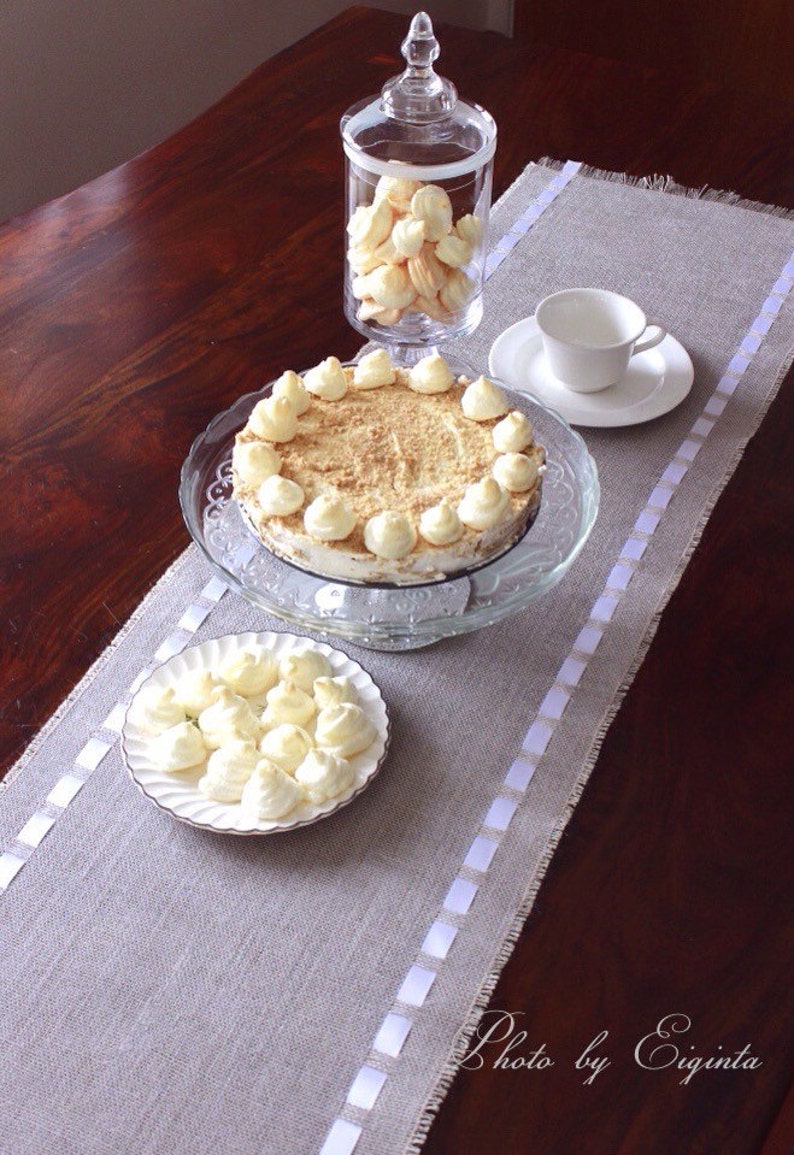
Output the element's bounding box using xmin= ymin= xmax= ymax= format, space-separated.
xmin=535 ymin=288 xmax=667 ymax=393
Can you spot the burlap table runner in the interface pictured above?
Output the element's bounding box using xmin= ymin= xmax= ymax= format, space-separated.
xmin=1 ymin=161 xmax=792 ymax=1155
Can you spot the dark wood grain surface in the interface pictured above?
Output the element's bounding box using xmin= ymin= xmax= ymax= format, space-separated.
xmin=1 ymin=8 xmax=792 ymax=1153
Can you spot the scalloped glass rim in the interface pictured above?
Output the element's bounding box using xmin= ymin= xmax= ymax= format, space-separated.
xmin=179 ymin=370 xmax=600 ymax=650
xmin=121 ymin=631 xmax=391 ymax=835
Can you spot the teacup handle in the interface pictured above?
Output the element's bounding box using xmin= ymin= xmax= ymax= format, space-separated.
xmin=633 ymin=322 xmax=667 ymax=356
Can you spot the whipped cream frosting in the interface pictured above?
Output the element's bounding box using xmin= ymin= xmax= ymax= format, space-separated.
xmin=257 ymin=475 xmax=304 ymax=517
xmin=353 ymin=348 xmax=396 ymax=390
xmin=279 ymin=649 xmax=332 ymax=694
xmin=363 ymin=511 xmax=418 ymax=560
xmin=304 ymin=494 xmax=356 ymax=542
xmin=198 ymin=737 xmax=260 ymax=802
xmin=493 ymin=410 xmax=534 ymax=453
xmin=419 ymin=499 xmax=463 ymax=546
xmin=272 ymin=369 xmax=310 ymax=415
xmin=248 ymin=395 xmax=299 ymax=442
xmin=198 ymin=688 xmax=260 ymax=750
xmin=259 ymin=723 xmax=314 ymax=774
xmin=240 ymin=757 xmax=303 ymax=821
xmin=461 ymin=375 xmax=510 ymax=421
xmin=315 ymin=703 xmax=378 ymax=760
xmin=493 ymin=452 xmax=541 ymax=493
xmin=458 ymin=476 xmax=511 ymax=530
xmin=408 ymin=352 xmax=454 ymax=394
xmin=231 ymin=440 xmax=282 ymax=487
xmin=303 ymin=356 xmax=348 ymax=401
xmin=150 ymin=722 xmax=207 ymax=772
xmin=294 ymin=749 xmax=354 ymax=805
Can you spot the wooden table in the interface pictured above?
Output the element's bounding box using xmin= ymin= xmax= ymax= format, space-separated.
xmin=1 ymin=8 xmax=792 ymax=1152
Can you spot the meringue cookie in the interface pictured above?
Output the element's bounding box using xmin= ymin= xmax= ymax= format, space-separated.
xmin=408 ymin=353 xmax=454 ymax=394
xmin=412 ymin=294 xmax=448 ymax=322
xmin=150 ymin=721 xmax=207 ymax=772
xmin=454 ymin=213 xmax=483 ymax=247
xmin=346 ymin=199 xmax=393 ymax=251
xmin=434 ymin=233 xmax=472 ymax=268
xmin=272 ymin=369 xmax=310 ymax=415
xmin=175 ymin=669 xmax=223 ymax=717
xmin=493 ymin=452 xmax=540 ymax=493
xmin=219 ymin=645 xmax=280 ymax=697
xmin=357 ymin=300 xmax=402 ymax=325
xmin=312 ymin=675 xmax=359 ymax=710
xmin=374 ymin=175 xmax=421 ymax=213
xmin=198 ymin=737 xmax=260 ymax=802
xmin=257 ymin=475 xmax=304 ymax=517
xmin=461 ymin=375 xmax=510 ymax=421
xmin=248 ymin=395 xmax=299 ymax=443
xmin=198 ymin=687 xmax=260 ymax=749
xmin=263 ymin=679 xmax=316 ymax=727
xmin=303 ymin=357 xmax=348 ymax=401
xmin=279 ymin=649 xmax=332 ymax=693
xmin=367 ymin=264 xmax=416 ymax=311
xmin=363 ymin=511 xmax=417 ymax=559
xmin=128 ymin=685 xmax=185 ymax=734
xmin=259 ymin=723 xmax=314 ymax=774
xmin=303 ymin=494 xmax=356 ymax=541
xmin=353 ymin=348 xmax=396 ymax=389
xmin=493 ymin=410 xmax=534 ymax=453
xmin=407 ymin=244 xmax=446 ymax=298
xmin=439 ymin=268 xmax=475 ymax=313
xmin=458 ymin=477 xmax=511 ymax=531
xmin=419 ymin=499 xmax=464 ymax=545
xmin=232 ymin=439 xmax=281 ymax=487
xmin=240 ymin=757 xmax=304 ymax=821
xmin=314 ymin=703 xmax=377 ymax=759
xmin=294 ymin=748 xmax=355 ymax=805
xmin=391 ymin=216 xmax=425 ymax=259
xmin=410 ymin=185 xmax=453 ymax=242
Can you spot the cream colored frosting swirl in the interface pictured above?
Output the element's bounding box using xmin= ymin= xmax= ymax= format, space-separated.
xmin=493 ymin=410 xmax=534 ymax=453
xmin=461 ymin=375 xmax=510 ymax=421
xmin=272 ymin=369 xmax=310 ymax=415
xmin=418 ymin=499 xmax=464 ymax=546
xmin=198 ymin=738 xmax=260 ymax=802
xmin=128 ymin=685 xmax=185 ymax=734
xmin=353 ymin=348 xmax=396 ymax=389
xmin=303 ymin=356 xmax=348 ymax=401
xmin=263 ymin=679 xmax=316 ymax=728
xmin=219 ymin=645 xmax=280 ymax=697
xmin=279 ymin=649 xmax=332 ymax=694
xmin=303 ymin=494 xmax=356 ymax=541
xmin=313 ymin=676 xmax=358 ymax=711
xmin=232 ymin=439 xmax=281 ymax=486
xmin=493 ymin=452 xmax=540 ymax=493
xmin=314 ymin=703 xmax=377 ymax=759
xmin=257 ymin=475 xmax=304 ymax=517
xmin=363 ymin=511 xmax=417 ymax=559
xmin=295 ymin=748 xmax=355 ymax=805
xmin=176 ymin=669 xmax=223 ymax=717
xmin=259 ymin=723 xmax=314 ymax=774
xmin=150 ymin=721 xmax=207 ymax=772
xmin=198 ymin=687 xmax=260 ymax=749
xmin=408 ymin=353 xmax=454 ymax=395
xmin=241 ymin=757 xmax=303 ymax=821
xmin=458 ymin=477 xmax=511 ymax=530
xmin=248 ymin=395 xmax=299 ymax=442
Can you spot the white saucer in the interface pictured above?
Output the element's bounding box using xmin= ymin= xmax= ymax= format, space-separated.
xmin=489 ymin=315 xmax=694 ymax=428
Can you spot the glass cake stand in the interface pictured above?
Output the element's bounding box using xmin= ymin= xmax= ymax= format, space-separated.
xmin=179 ymin=377 xmax=599 ymax=651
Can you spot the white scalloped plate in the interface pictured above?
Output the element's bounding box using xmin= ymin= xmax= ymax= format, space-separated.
xmin=121 ymin=631 xmax=390 ymax=835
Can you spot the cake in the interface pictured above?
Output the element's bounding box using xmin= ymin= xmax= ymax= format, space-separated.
xmin=231 ymin=349 xmax=546 ymax=584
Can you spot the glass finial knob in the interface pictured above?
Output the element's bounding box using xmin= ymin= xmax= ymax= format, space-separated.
xmin=402 ymin=12 xmax=440 ymax=70
xmin=381 ymin=11 xmax=457 ymax=123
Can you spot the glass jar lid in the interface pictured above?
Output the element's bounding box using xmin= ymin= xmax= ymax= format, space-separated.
xmin=341 ymin=12 xmax=496 ymax=182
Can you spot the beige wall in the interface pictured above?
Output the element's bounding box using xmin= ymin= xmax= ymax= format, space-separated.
xmin=0 ymin=1 xmax=512 ymax=225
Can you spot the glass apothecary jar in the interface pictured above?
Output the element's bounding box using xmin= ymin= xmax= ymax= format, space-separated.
xmin=340 ymin=12 xmax=496 ymax=360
